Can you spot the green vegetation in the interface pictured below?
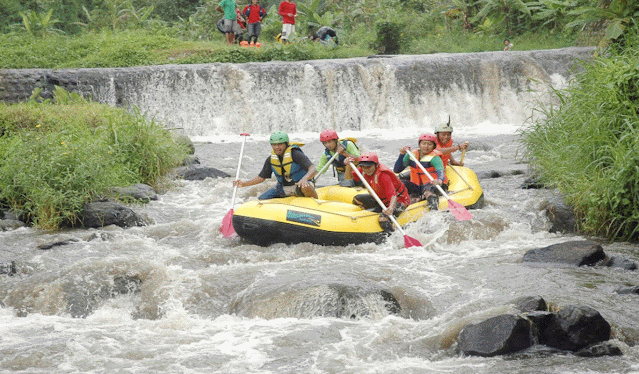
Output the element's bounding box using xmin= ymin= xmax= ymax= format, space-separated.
xmin=0 ymin=88 xmax=190 ymax=230
xmin=521 ymin=24 xmax=639 ymax=242
xmin=0 ymin=0 xmax=630 ymax=68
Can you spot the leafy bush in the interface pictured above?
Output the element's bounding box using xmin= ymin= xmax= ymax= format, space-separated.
xmin=0 ymin=88 xmax=189 ymax=230
xmin=373 ymin=21 xmax=406 ymax=54
xmin=521 ymin=25 xmax=639 ymax=242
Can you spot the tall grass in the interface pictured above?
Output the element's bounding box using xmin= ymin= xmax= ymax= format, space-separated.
xmin=0 ymin=89 xmax=189 ymax=230
xmin=521 ymin=26 xmax=639 ymax=242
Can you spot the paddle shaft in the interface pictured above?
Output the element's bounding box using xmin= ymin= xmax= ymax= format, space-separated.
xmin=460 ymin=148 xmax=466 ymax=164
xmin=230 ymin=133 xmax=250 ymax=208
xmin=313 ymin=151 xmax=341 ymax=183
xmin=405 ymin=149 xmax=455 ymax=201
xmin=348 ymin=162 xmax=407 ymax=236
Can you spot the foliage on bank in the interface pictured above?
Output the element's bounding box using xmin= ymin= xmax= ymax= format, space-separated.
xmin=2 ymin=0 xmax=632 ymax=68
xmin=0 ymin=88 xmax=190 ymax=230
xmin=521 ymin=25 xmax=639 ymax=242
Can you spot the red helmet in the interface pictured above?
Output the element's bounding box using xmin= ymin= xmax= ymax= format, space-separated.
xmin=419 ymin=133 xmax=437 ymax=143
xmin=320 ymin=129 xmax=339 ymax=142
xmin=358 ymin=152 xmax=379 ymax=164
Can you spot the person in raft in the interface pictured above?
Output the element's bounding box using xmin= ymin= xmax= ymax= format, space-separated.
xmin=344 ymin=153 xmax=410 ymax=232
xmin=434 ymin=118 xmax=468 ymax=167
xmin=233 ymin=131 xmax=318 ymax=200
xmin=313 ymin=129 xmax=360 ymax=187
xmin=393 ymin=133 xmax=447 ymax=210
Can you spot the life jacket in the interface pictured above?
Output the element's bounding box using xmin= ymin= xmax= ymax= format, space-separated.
xmin=270 ymin=144 xmax=307 ymax=185
xmin=360 ymin=164 xmax=410 ymax=206
xmin=324 ymin=138 xmax=359 ymax=173
xmin=435 ymin=138 xmax=454 ymax=167
xmin=409 ymin=149 xmax=448 ymax=185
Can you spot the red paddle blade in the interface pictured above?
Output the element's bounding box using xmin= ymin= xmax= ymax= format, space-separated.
xmin=448 ymin=199 xmax=472 ymax=221
xmin=221 ymin=209 xmax=236 ymax=237
xmin=404 ymin=235 xmax=422 ymax=248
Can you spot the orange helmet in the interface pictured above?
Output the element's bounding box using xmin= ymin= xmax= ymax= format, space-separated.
xmin=320 ymin=129 xmax=339 ymax=142
xmin=419 ymin=133 xmax=437 ymax=143
xmin=358 ymin=152 xmax=379 ymax=165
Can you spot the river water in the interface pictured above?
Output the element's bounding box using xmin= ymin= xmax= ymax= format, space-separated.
xmin=1 ymin=123 xmax=638 ymax=373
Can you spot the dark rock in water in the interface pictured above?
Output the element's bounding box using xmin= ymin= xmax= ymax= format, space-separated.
xmin=0 ymin=261 xmax=16 ymax=276
xmin=520 ymin=176 xmax=547 ymax=189
xmin=0 ymin=218 xmax=26 ymax=231
xmin=600 ymin=256 xmax=638 ymax=271
xmin=77 ymin=200 xmax=148 ymax=228
xmin=175 ymin=165 xmax=230 ymax=180
xmin=65 ymin=275 xmax=142 ymax=318
xmin=522 ymin=240 xmax=605 ymax=267
xmin=514 ymin=296 xmax=547 ymax=312
xmin=541 ymin=305 xmax=610 ymax=351
xmin=476 ymin=170 xmax=502 ymax=179
xmin=181 ymin=155 xmax=200 ymax=166
xmin=112 ymin=183 xmax=158 ymax=203
xmin=575 ymin=342 xmax=623 ymax=357
xmin=458 ymin=314 xmax=534 ymax=356
xmin=615 ymin=286 xmax=639 ymax=295
xmin=37 ymin=238 xmax=80 ymax=250
xmin=523 ymin=310 xmax=555 ymax=341
xmin=541 ymin=195 xmax=576 ymax=234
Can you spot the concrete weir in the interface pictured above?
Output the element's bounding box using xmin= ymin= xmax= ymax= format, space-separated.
xmin=0 ymin=47 xmax=594 ymax=136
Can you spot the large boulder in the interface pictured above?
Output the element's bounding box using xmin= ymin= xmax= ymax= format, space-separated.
xmin=522 ymin=240 xmax=605 ymax=266
xmin=112 ymin=183 xmax=158 ymax=203
xmin=77 ymin=200 xmax=148 ymax=228
xmin=458 ymin=314 xmax=534 ymax=356
xmin=175 ymin=165 xmax=230 ymax=180
xmin=540 ymin=305 xmax=611 ymax=351
xmin=541 ymin=195 xmax=576 ymax=234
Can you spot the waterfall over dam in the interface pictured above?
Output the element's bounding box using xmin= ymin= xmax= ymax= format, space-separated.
xmin=0 ymin=47 xmax=594 ymax=136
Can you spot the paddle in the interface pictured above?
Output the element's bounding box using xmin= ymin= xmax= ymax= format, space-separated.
xmin=460 ymin=148 xmax=466 ymax=164
xmin=348 ymin=162 xmax=422 ymax=248
xmin=312 ymin=150 xmax=340 ymax=184
xmin=221 ymin=133 xmax=250 ymax=237
xmin=406 ymin=149 xmax=472 ymax=221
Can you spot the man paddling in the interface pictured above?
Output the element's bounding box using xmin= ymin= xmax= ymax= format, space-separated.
xmin=233 ymin=131 xmax=317 ymax=200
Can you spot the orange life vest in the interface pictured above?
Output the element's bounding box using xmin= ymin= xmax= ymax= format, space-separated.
xmin=409 ymin=149 xmax=448 ymax=185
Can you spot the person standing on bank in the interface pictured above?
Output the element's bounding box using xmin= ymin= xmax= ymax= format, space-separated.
xmin=344 ymin=153 xmax=410 ymax=232
xmin=278 ymin=0 xmax=296 ymax=43
xmin=217 ymin=0 xmax=238 ymax=44
xmin=233 ymin=131 xmax=318 ymax=200
xmin=313 ymin=129 xmax=360 ymax=187
xmin=242 ymin=0 xmax=267 ymax=45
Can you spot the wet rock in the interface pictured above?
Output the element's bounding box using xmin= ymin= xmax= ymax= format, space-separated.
xmin=77 ymin=200 xmax=148 ymax=228
xmin=522 ymin=240 xmax=605 ymax=267
xmin=599 ymin=256 xmax=638 ymax=271
xmin=37 ymin=238 xmax=80 ymax=250
xmin=514 ymin=296 xmax=547 ymax=312
xmin=523 ymin=310 xmax=555 ymax=339
xmin=0 ymin=261 xmax=16 ymax=276
xmin=476 ymin=170 xmax=502 ymax=179
xmin=0 ymin=218 xmax=26 ymax=231
xmin=520 ymin=176 xmax=547 ymax=189
xmin=574 ymin=342 xmax=622 ymax=357
xmin=175 ymin=165 xmax=230 ymax=180
xmin=181 ymin=155 xmax=200 ymax=166
xmin=540 ymin=305 xmax=611 ymax=351
xmin=65 ymin=275 xmax=143 ymax=318
xmin=112 ymin=183 xmax=158 ymax=203
xmin=615 ymin=286 xmax=639 ymax=295
xmin=541 ymin=195 xmax=576 ymax=234
xmin=458 ymin=314 xmax=534 ymax=356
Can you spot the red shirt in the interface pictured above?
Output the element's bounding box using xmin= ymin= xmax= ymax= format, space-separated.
xmin=278 ymin=1 xmax=296 ymax=24
xmin=352 ymin=166 xmax=410 ymax=207
xmin=242 ymin=4 xmax=265 ymax=24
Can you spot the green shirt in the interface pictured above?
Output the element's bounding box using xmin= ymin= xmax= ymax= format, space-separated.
xmin=219 ymin=0 xmax=237 ymax=20
xmin=316 ymin=140 xmax=361 ymax=175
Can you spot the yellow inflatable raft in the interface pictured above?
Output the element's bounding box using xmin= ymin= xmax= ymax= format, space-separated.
xmin=232 ymin=165 xmax=484 ymax=246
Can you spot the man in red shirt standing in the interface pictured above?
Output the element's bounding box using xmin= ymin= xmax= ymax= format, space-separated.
xmin=278 ymin=0 xmax=296 ymax=43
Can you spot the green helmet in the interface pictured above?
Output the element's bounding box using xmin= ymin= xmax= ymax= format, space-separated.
xmin=435 ymin=115 xmax=453 ymax=133
xmin=270 ymin=131 xmax=289 ymax=144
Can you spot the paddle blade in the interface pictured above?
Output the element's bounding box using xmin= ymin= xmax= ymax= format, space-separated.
xmin=221 ymin=209 xmax=236 ymax=237
xmin=404 ymin=235 xmax=422 ymax=248
xmin=448 ymin=199 xmax=472 ymax=221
